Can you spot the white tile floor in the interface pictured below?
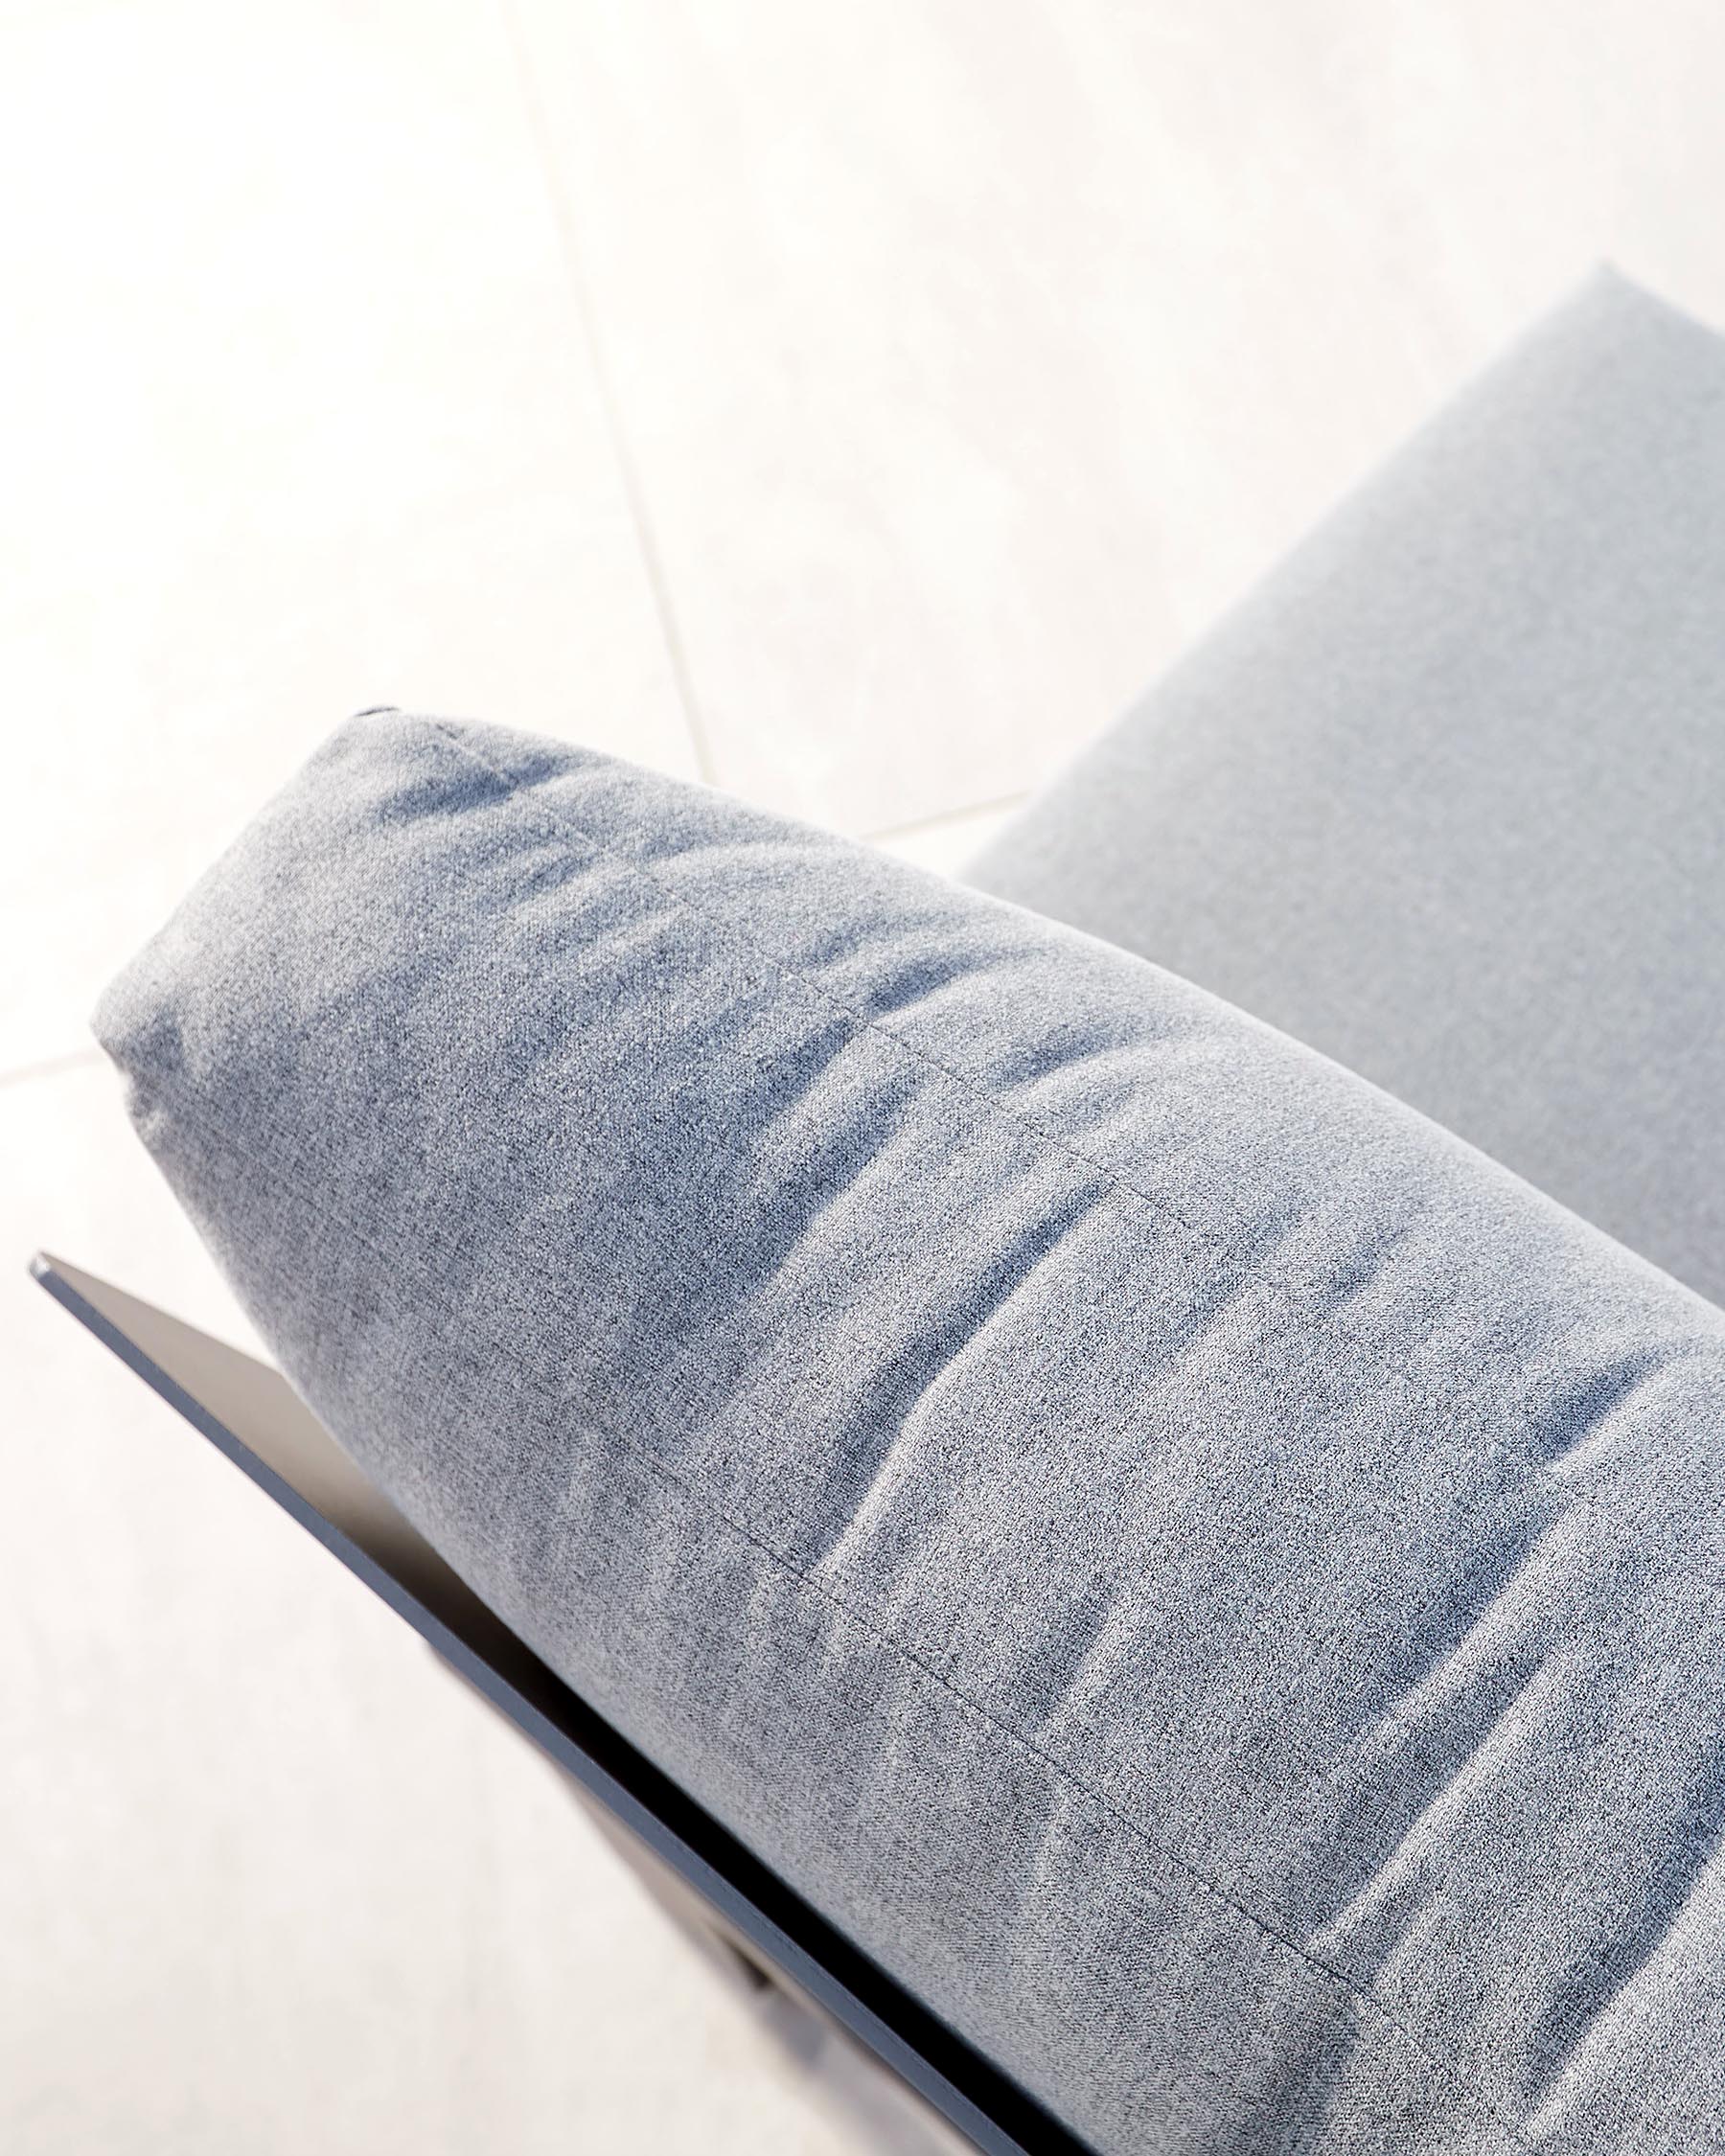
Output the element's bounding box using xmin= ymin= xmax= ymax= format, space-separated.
xmin=6 ymin=2 xmax=1725 ymax=2148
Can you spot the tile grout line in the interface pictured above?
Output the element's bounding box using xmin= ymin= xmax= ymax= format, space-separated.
xmin=499 ymin=0 xmax=718 ymax=786
xmin=0 ymin=1046 xmax=106 ymax=1093
xmin=862 ymin=791 xmax=1028 ymax=845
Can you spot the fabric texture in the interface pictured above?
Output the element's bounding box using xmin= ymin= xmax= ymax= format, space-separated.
xmin=99 ymin=710 xmax=1725 ymax=2155
xmin=968 ymin=266 xmax=1725 ymax=1309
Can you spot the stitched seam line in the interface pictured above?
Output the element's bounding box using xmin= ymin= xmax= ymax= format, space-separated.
xmin=423 ymin=718 xmax=1584 ymax=1479
xmin=162 ymin=1094 xmax=1531 ymax=2156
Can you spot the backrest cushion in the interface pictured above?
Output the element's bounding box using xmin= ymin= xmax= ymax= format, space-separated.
xmin=97 ymin=710 xmax=1725 ymax=2155
xmin=966 ymin=269 xmax=1725 ymax=1311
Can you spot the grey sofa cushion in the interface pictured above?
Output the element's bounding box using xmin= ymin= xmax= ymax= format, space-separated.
xmin=99 ymin=711 xmax=1725 ymax=2155
xmin=968 ymin=267 xmax=1725 ymax=1309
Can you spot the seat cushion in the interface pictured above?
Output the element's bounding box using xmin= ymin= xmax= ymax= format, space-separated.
xmin=99 ymin=710 xmax=1725 ymax=2154
xmin=968 ymin=267 xmax=1725 ymax=1308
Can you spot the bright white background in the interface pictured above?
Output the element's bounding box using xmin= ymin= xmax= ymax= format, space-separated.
xmin=4 ymin=3 xmax=1724 ymax=2149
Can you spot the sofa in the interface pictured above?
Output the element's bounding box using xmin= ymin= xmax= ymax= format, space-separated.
xmin=91 ymin=267 xmax=1725 ymax=2154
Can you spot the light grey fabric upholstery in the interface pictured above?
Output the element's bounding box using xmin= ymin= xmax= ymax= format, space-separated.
xmin=99 ymin=711 xmax=1725 ymax=2155
xmin=969 ymin=268 xmax=1725 ymax=1308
